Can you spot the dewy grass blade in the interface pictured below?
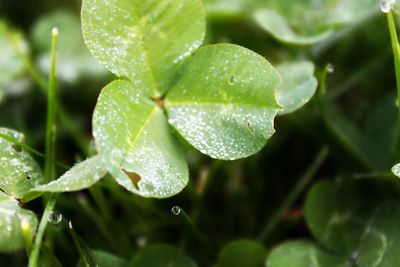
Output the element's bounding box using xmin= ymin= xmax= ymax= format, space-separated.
xmin=387 ymin=11 xmax=400 ymax=114
xmin=28 ymin=28 xmax=59 ymax=267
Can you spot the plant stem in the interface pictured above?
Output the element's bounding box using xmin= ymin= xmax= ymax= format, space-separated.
xmin=10 ymin=29 xmax=89 ymax=155
xmin=172 ymin=206 xmax=210 ymax=247
xmin=258 ymin=147 xmax=329 ymax=242
xmin=28 ymin=28 xmax=59 ymax=267
xmin=28 ymin=194 xmax=57 ymax=267
xmin=44 ymin=28 xmax=59 ymax=184
xmin=387 ymin=11 xmax=400 ymax=114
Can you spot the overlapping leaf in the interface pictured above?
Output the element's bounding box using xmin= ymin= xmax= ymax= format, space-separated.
xmin=166 ymin=44 xmax=281 ymax=160
xmin=276 ymin=60 xmax=317 ymax=115
xmin=0 ymin=128 xmax=41 ymax=252
xmin=0 ymin=128 xmax=43 ymax=199
xmin=267 ymin=240 xmax=350 ymax=267
xmin=0 ymin=200 xmax=38 ymax=252
xmin=34 ymin=155 xmax=107 ymax=192
xmin=82 ymin=0 xmax=206 ymax=96
xmin=253 ymin=0 xmax=379 ymax=45
xmin=93 ymin=80 xmax=188 ymax=198
xmin=268 ymin=179 xmax=400 ymax=267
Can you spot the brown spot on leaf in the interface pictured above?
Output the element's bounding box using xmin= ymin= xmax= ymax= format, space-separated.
xmin=123 ymin=170 xmax=141 ymax=189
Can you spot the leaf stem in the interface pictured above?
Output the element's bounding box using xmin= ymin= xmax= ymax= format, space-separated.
xmin=258 ymin=147 xmax=329 ymax=242
xmin=28 ymin=194 xmax=58 ymax=267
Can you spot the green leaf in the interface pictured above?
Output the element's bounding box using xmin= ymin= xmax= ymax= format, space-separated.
xmin=203 ymin=0 xmax=250 ymax=18
xmin=31 ymin=11 xmax=106 ymax=84
xmin=93 ymin=80 xmax=188 ymax=198
xmin=353 ymin=202 xmax=400 ymax=267
xmin=305 ymin=181 xmax=366 ymax=255
xmin=324 ymin=0 xmax=379 ymax=25
xmin=253 ymin=8 xmax=334 ymax=45
xmin=252 ymin=0 xmax=378 ymax=45
xmin=305 ymin=179 xmax=400 ymax=266
xmin=128 ymin=244 xmax=197 ymax=267
xmin=276 ymin=60 xmax=317 ymax=115
xmin=166 ymin=44 xmax=281 ymax=160
xmin=81 ymin=0 xmax=205 ymax=96
xmin=0 ymin=128 xmax=43 ymax=199
xmin=267 ymin=240 xmax=350 ymax=267
xmin=0 ymin=20 xmax=30 ymax=101
xmin=0 ymin=200 xmax=38 ymax=252
xmin=214 ymin=240 xmax=267 ymax=267
xmin=33 ymin=155 xmax=107 ymax=192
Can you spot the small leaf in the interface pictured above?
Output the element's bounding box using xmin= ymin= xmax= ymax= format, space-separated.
xmin=128 ymin=244 xmax=197 ymax=267
xmin=203 ymin=0 xmax=249 ymax=18
xmin=0 ymin=128 xmax=43 ymax=199
xmin=166 ymin=44 xmax=281 ymax=160
xmin=78 ymin=250 xmax=126 ymax=267
xmin=214 ymin=240 xmax=267 ymax=267
xmin=33 ymin=155 xmax=107 ymax=192
xmin=93 ymin=80 xmax=188 ymax=198
xmin=305 ymin=181 xmax=365 ymax=255
xmin=0 ymin=200 xmax=38 ymax=252
xmin=252 ymin=0 xmax=378 ymax=46
xmin=267 ymin=240 xmax=351 ymax=267
xmin=253 ymin=9 xmax=334 ymax=45
xmin=354 ymin=202 xmax=400 ymax=267
xmin=305 ymin=179 xmax=400 ymax=264
xmin=276 ymin=60 xmax=318 ymax=115
xmin=81 ymin=0 xmax=205 ymax=96
xmin=31 ymin=11 xmax=106 ymax=84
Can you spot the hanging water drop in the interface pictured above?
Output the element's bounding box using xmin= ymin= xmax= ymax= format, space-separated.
xmin=380 ymin=0 xmax=394 ymax=13
xmin=171 ymin=205 xmax=181 ymax=215
xmin=326 ymin=63 xmax=335 ymax=73
xmin=47 ymin=211 xmax=62 ymax=224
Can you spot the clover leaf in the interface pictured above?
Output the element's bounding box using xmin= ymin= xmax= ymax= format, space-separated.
xmin=76 ymin=0 xmax=282 ymax=198
xmin=268 ymin=179 xmax=400 ymax=267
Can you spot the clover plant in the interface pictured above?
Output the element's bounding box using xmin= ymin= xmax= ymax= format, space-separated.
xmin=35 ymin=0 xmax=317 ymax=198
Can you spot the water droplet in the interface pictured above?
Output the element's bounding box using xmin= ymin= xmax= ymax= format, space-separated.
xmin=47 ymin=211 xmax=62 ymax=224
xmin=326 ymin=63 xmax=335 ymax=73
xmin=171 ymin=205 xmax=181 ymax=215
xmin=229 ymin=74 xmax=236 ymax=85
xmin=381 ymin=0 xmax=394 ymax=13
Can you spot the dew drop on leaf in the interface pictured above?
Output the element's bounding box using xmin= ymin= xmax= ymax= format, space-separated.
xmin=47 ymin=211 xmax=62 ymax=224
